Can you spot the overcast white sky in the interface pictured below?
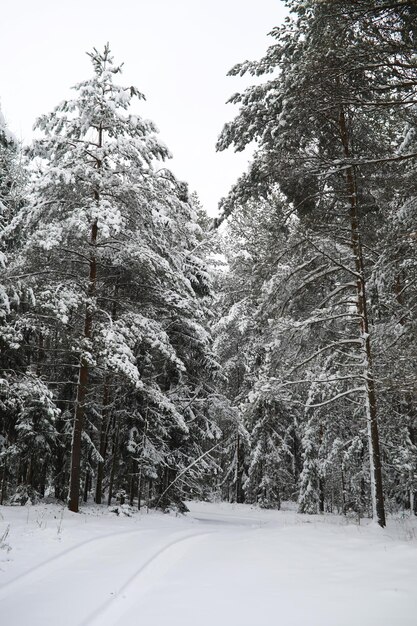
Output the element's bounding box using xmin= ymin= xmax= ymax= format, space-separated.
xmin=1 ymin=0 xmax=287 ymax=216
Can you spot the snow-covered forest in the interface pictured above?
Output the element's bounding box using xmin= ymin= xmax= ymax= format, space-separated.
xmin=1 ymin=0 xmax=417 ymax=526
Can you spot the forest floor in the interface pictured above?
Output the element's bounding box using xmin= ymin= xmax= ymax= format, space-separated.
xmin=0 ymin=500 xmax=416 ymax=625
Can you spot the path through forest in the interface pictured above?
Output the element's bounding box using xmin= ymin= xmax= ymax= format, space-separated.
xmin=0 ymin=502 xmax=416 ymax=625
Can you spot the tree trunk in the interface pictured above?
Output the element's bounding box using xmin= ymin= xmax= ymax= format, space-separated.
xmin=95 ymin=376 xmax=112 ymax=504
xmin=54 ymin=409 xmax=69 ymax=501
xmin=39 ymin=462 xmax=47 ymax=497
xmin=26 ymin=455 xmax=34 ymax=488
xmin=68 ymin=283 xmax=96 ymax=513
xmin=83 ymin=468 xmax=90 ymax=503
xmin=107 ymin=423 xmax=119 ymax=506
xmin=341 ymin=466 xmax=346 ymax=514
xmin=68 ymin=223 xmax=98 ymax=512
xmin=318 ymin=477 xmax=325 ymax=513
xmin=68 ymin=124 xmax=102 ymax=513
xmin=0 ymin=464 xmax=7 ymax=505
xmin=137 ymin=413 xmax=148 ymax=510
xmin=339 ymin=106 xmax=386 ymax=528
xmin=235 ymin=431 xmax=244 ymax=504
xmin=129 ymin=466 xmax=135 ymax=507
xmin=68 ymin=349 xmax=90 ymax=512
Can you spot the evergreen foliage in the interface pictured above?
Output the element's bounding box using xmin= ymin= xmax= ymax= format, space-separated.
xmin=0 ymin=48 xmax=223 ymax=511
xmin=0 ymin=4 xmax=416 ymax=524
xmin=216 ymin=0 xmax=417 ymax=524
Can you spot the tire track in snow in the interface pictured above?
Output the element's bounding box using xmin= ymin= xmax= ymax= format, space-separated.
xmin=0 ymin=525 xmax=154 ymax=596
xmin=0 ymin=506 xmax=262 ymax=598
xmin=82 ymin=530 xmax=214 ymax=626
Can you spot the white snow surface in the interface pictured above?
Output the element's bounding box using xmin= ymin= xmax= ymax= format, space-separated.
xmin=0 ymin=501 xmax=416 ymax=625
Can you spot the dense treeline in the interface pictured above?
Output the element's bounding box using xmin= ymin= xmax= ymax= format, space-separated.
xmin=0 ymin=47 xmax=224 ymax=512
xmin=1 ymin=1 xmax=416 ymax=525
xmin=215 ymin=0 xmax=417 ymax=527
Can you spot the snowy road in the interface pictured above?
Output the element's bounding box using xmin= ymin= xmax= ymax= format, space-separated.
xmin=1 ymin=502 xmax=416 ymax=625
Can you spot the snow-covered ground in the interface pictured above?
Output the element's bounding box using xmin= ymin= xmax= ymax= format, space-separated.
xmin=0 ymin=501 xmax=416 ymax=625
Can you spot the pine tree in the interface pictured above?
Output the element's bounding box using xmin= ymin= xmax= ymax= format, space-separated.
xmin=217 ymin=0 xmax=417 ymax=526
xmin=7 ymin=47 xmax=222 ymax=511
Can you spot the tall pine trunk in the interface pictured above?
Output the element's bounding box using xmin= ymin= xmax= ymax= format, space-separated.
xmin=339 ymin=106 xmax=386 ymax=528
xmin=95 ymin=291 xmax=117 ymax=504
xmin=68 ymin=125 xmax=102 ymax=513
xmin=107 ymin=422 xmax=119 ymax=506
xmin=68 ymin=220 xmax=98 ymax=512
